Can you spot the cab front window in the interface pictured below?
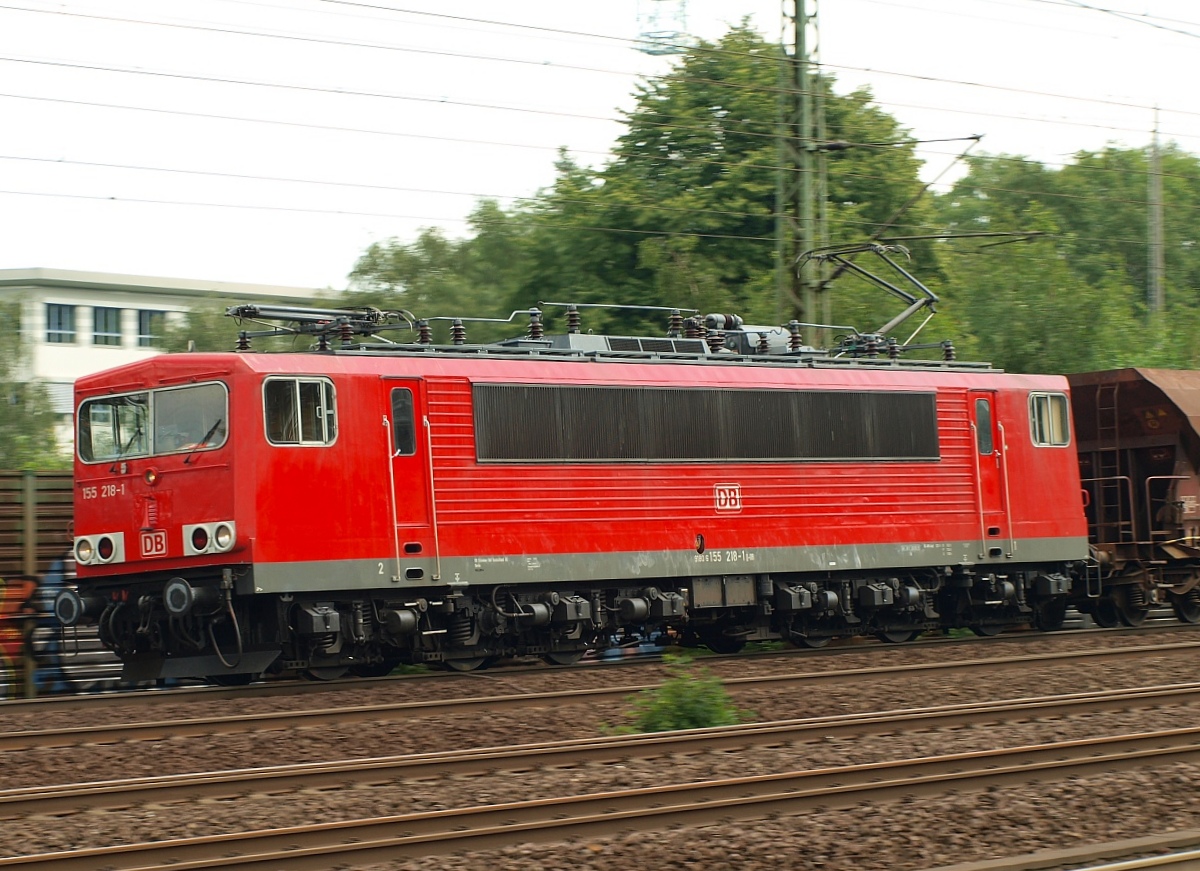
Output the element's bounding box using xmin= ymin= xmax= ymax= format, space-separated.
xmin=78 ymin=392 xmax=149 ymax=461
xmin=77 ymin=382 xmax=228 ymax=463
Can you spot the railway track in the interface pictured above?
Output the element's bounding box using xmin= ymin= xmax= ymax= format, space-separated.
xmin=928 ymin=831 xmax=1200 ymax=871
xmin=3 ymin=640 xmax=1200 ymax=751
xmin=7 ymin=617 xmax=1194 ymax=708
xmin=4 ymin=722 xmax=1199 ymax=869
xmin=2 ymin=680 xmax=1200 ymax=819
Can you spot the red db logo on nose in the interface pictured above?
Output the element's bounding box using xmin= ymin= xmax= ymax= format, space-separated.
xmin=141 ymin=529 xmax=168 ymax=558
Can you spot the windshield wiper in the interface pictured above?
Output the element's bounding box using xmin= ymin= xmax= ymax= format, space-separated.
xmin=184 ymin=418 xmax=224 ymax=465
xmin=118 ymin=421 xmax=144 ymax=457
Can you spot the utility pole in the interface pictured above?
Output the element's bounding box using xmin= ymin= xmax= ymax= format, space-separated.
xmin=776 ymin=0 xmax=827 ymax=338
xmin=1148 ymin=110 xmax=1165 ymax=314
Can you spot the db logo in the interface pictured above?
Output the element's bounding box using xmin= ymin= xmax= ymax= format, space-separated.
xmin=140 ymin=529 xmax=168 ymax=558
xmin=714 ymin=483 xmax=742 ymax=513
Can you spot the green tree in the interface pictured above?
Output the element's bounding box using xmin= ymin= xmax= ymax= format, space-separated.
xmin=0 ymin=302 xmax=68 ymax=470
xmin=160 ymin=305 xmax=244 ymax=352
xmin=348 ymin=200 xmax=532 ymax=343
xmin=931 ymin=145 xmax=1200 ymax=371
xmin=350 ymin=24 xmax=932 ymax=342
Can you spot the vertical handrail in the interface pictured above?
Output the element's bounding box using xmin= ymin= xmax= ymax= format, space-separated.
xmin=383 ymin=415 xmax=402 ymax=583
xmin=423 ymin=415 xmax=443 ymax=583
xmin=970 ymin=422 xmax=986 ymax=559
xmin=1145 ymin=475 xmax=1188 ymax=541
xmin=998 ymin=422 xmax=1014 ymax=557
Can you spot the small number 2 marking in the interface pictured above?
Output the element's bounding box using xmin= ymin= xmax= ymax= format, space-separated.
xmin=378 ymin=562 xmax=385 ymax=574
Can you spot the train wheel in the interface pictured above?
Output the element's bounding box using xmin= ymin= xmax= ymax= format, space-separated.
xmin=206 ymin=672 xmax=257 ymax=686
xmin=443 ymin=657 xmax=486 ymax=672
xmin=1118 ymin=605 xmax=1150 ymax=627
xmin=1170 ymin=591 xmax=1200 ymax=624
xmin=794 ymin=635 xmax=831 ymax=648
xmin=875 ymin=629 xmax=919 ymax=644
xmin=1090 ymin=597 xmax=1121 ymax=628
xmin=969 ymin=624 xmax=1003 ymax=637
xmin=701 ymin=632 xmax=747 ymax=655
xmin=542 ymin=650 xmax=587 ymax=666
xmin=303 ymin=666 xmax=349 ymax=680
xmin=1033 ymin=599 xmax=1068 ymax=632
xmin=350 ymin=659 xmax=402 ymax=678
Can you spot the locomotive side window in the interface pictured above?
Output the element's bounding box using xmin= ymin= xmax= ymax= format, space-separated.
xmin=391 ymin=388 xmax=416 ymax=456
xmin=1030 ymin=392 xmax=1070 ymax=446
xmin=974 ymin=398 xmax=994 ymax=455
xmin=264 ymin=377 xmax=337 ymax=446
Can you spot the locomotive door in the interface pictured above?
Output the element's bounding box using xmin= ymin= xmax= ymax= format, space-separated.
xmin=969 ymin=391 xmax=1011 ymax=559
xmin=383 ymin=378 xmax=438 ymax=581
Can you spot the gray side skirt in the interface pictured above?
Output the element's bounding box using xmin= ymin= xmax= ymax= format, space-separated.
xmin=244 ymin=537 xmax=1089 ymax=595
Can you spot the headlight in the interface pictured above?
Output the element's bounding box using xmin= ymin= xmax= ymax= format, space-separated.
xmin=183 ymin=521 xmax=236 ymax=555
xmin=73 ymin=533 xmax=125 ymax=565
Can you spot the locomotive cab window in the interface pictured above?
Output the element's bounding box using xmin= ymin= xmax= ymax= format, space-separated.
xmin=265 ymin=377 xmax=337 ymax=446
xmin=974 ymin=398 xmax=994 ymax=455
xmin=1030 ymin=392 xmax=1070 ymax=447
xmin=391 ymin=388 xmax=416 ymax=456
xmin=77 ymin=381 xmax=228 ymax=462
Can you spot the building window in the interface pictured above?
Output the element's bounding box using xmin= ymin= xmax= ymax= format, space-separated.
xmin=93 ymin=306 xmax=122 ymax=346
xmin=138 ymin=310 xmax=165 ymax=347
xmin=46 ymin=304 xmax=76 ymax=343
xmin=1030 ymin=393 xmax=1071 ymax=446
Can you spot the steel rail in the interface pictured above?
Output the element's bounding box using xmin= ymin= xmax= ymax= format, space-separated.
xmin=925 ymin=830 xmax=1200 ymax=871
xmin=3 ymin=680 xmax=1200 ymax=819
xmin=4 ymin=727 xmax=1200 ymax=869
xmin=3 ymin=641 xmax=1200 ymax=752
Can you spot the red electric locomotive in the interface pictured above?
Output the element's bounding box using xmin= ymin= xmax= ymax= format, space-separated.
xmin=54 ymin=275 xmax=1091 ymax=682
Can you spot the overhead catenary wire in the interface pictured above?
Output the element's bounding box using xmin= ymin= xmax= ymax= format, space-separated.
xmin=0 ymin=0 xmax=1196 ymax=284
xmin=3 ymin=0 xmax=1198 ymax=142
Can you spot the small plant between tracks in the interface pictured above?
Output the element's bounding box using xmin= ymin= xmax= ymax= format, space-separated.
xmin=607 ymin=652 xmax=754 ymax=734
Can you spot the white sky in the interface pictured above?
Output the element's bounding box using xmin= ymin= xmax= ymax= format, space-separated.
xmin=0 ymin=0 xmax=1196 ymax=289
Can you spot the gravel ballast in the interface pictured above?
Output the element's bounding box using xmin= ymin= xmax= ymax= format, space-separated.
xmin=2 ymin=633 xmax=1199 ymax=868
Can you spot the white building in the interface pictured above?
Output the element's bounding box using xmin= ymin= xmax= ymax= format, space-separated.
xmin=0 ymin=268 xmax=323 ymax=450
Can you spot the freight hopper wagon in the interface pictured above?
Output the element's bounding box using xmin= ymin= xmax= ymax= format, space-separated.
xmin=56 ymin=302 xmax=1090 ymax=683
xmin=1068 ymin=368 xmax=1200 ymax=627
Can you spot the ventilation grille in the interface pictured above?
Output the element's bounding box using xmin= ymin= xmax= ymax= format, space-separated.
xmin=604 ymin=336 xmax=707 ymax=354
xmin=473 ymin=384 xmax=940 ymax=462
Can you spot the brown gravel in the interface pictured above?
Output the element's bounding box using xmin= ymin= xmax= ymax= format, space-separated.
xmin=3 ymin=631 xmax=1200 ymax=867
